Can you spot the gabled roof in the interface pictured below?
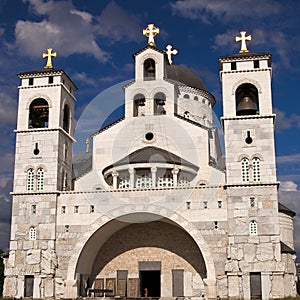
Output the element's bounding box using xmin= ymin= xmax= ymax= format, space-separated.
xmin=103 ymin=146 xmax=199 ymax=174
xmin=133 ymin=44 xmax=166 ymax=58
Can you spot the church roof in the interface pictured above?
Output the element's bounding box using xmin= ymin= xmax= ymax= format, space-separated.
xmin=278 ymin=202 xmax=296 ymax=217
xmin=103 ymin=146 xmax=199 ymax=173
xmin=166 ymin=65 xmax=207 ymax=91
xmin=72 ymin=152 xmax=92 ymax=179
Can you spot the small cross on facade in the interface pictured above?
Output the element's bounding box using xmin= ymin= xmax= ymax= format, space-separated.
xmin=42 ymin=48 xmax=57 ymax=69
xmin=165 ymin=45 xmax=178 ymax=65
xmin=235 ymin=31 xmax=252 ymax=53
xmin=143 ymin=24 xmax=159 ymax=47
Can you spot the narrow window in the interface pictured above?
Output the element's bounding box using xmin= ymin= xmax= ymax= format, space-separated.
xmin=36 ymin=168 xmax=44 ymax=191
xmin=194 ymin=96 xmax=199 ymax=101
xmin=65 ymin=225 xmax=69 ymax=233
xmin=203 ymin=201 xmax=208 ymax=209
xmin=249 ymin=220 xmax=258 ymax=235
xmin=231 ymin=62 xmax=237 ymax=70
xmin=218 ymin=201 xmax=222 ymax=208
xmin=154 ymin=92 xmax=166 ymax=115
xmin=27 ymin=168 xmax=35 ymax=191
xmin=31 ymin=204 xmax=36 ymax=214
xmin=29 ymin=78 xmax=34 ymax=85
xmin=48 ymin=76 xmax=54 ymax=84
xmin=241 ymin=158 xmax=250 ymax=182
xmin=252 ymin=157 xmax=261 ymax=182
xmin=214 ymin=221 xmax=218 ymax=229
xmin=74 ymin=206 xmax=79 ymax=213
xmin=250 ymin=197 xmax=256 ymax=208
xmin=63 ymin=104 xmax=70 ymax=133
xmin=186 ymin=202 xmax=191 ymax=209
xmin=29 ymin=227 xmax=37 ymax=240
xmin=183 ymin=94 xmax=190 ymax=99
xmin=61 ymin=206 xmax=66 ymax=214
xmin=133 ymin=94 xmax=146 ymax=117
xmin=90 ymin=205 xmax=95 ymax=213
xmin=254 ymin=60 xmax=260 ymax=69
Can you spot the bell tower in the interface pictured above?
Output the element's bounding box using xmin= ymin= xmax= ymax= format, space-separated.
xmin=219 ymin=32 xmax=282 ymax=299
xmin=6 ymin=50 xmax=77 ymax=298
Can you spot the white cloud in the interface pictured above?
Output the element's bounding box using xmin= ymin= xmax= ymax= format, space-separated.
xmin=280 ymin=181 xmax=298 ymax=192
xmin=171 ymin=0 xmax=281 ymax=22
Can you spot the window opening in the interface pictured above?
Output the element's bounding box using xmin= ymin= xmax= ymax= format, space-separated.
xmin=74 ymin=206 xmax=79 ymax=213
xmin=154 ymin=92 xmax=166 ymax=115
xmin=48 ymin=76 xmax=54 ymax=84
xmin=31 ymin=204 xmax=36 ymax=214
xmin=241 ymin=158 xmax=250 ymax=182
xmin=27 ymin=168 xmax=34 ymax=191
xmin=250 ymin=197 xmax=256 ymax=208
xmin=214 ymin=221 xmax=218 ymax=229
xmin=36 ymin=168 xmax=44 ymax=191
xmin=183 ymin=94 xmax=190 ymax=99
xmin=218 ymin=201 xmax=222 ymax=208
xmin=254 ymin=60 xmax=260 ymax=69
xmin=61 ymin=206 xmax=66 ymax=214
xmin=252 ymin=157 xmax=261 ymax=181
xmin=249 ymin=220 xmax=258 ymax=235
xmin=29 ymin=227 xmax=37 ymax=240
xmin=144 ymin=58 xmax=156 ymax=80
xmin=29 ymin=78 xmax=34 ymax=85
xmin=236 ymin=83 xmax=259 ymax=116
xmin=183 ymin=111 xmax=190 ymax=119
xmin=231 ymin=62 xmax=237 ymax=70
xmin=133 ymin=94 xmax=146 ymax=117
xmin=90 ymin=205 xmax=95 ymax=213
xmin=63 ymin=104 xmax=70 ymax=133
xmin=203 ymin=201 xmax=208 ymax=209
xmin=65 ymin=225 xmax=69 ymax=233
xmin=28 ymin=98 xmax=49 ymax=128
xmin=33 ymin=142 xmax=40 ymax=155
xmin=118 ymin=175 xmax=130 ymax=189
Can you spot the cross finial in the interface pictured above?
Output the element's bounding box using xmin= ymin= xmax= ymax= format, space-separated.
xmin=165 ymin=45 xmax=178 ymax=65
xmin=42 ymin=48 xmax=57 ymax=69
xmin=235 ymin=31 xmax=252 ymax=53
xmin=143 ymin=24 xmax=159 ymax=47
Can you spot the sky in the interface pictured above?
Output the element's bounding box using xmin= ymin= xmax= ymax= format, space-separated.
xmin=0 ymin=0 xmax=299 ymax=257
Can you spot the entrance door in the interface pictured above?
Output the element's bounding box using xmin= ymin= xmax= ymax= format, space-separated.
xmin=24 ymin=275 xmax=34 ymax=297
xmin=172 ymin=269 xmax=184 ymax=297
xmin=250 ymin=272 xmax=262 ymax=299
xmin=140 ymin=270 xmax=160 ymax=297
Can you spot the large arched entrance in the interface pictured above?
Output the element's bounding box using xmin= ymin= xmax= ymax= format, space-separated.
xmin=70 ymin=212 xmax=214 ymax=299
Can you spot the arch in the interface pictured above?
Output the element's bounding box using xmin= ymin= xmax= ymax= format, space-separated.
xmin=241 ymin=157 xmax=250 ymax=182
xmin=133 ymin=93 xmax=146 ymax=117
xmin=28 ymin=98 xmax=49 ymax=128
xmin=63 ymin=103 xmax=70 ymax=133
xmin=232 ymin=78 xmax=262 ymax=95
xmin=235 ymin=83 xmax=259 ymax=116
xmin=154 ymin=92 xmax=166 ymax=115
xmin=183 ymin=111 xmax=190 ymax=119
xmin=237 ymin=154 xmax=250 ymax=162
xmin=252 ymin=157 xmax=261 ymax=182
xmin=183 ymin=94 xmax=190 ymax=99
xmin=66 ymin=206 xmax=216 ymax=284
xmin=251 ymin=153 xmax=264 ymax=161
xmin=143 ymin=58 xmax=156 ymax=80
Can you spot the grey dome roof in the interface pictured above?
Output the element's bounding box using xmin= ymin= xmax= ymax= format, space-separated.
xmin=166 ymin=65 xmax=207 ymax=91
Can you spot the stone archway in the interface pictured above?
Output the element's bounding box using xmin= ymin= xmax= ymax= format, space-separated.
xmin=65 ymin=206 xmax=217 ymax=299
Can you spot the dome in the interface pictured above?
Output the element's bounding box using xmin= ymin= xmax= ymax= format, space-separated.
xmin=166 ymin=65 xmax=207 ymax=91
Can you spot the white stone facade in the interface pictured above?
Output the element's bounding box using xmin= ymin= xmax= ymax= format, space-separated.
xmin=3 ymin=43 xmax=297 ymax=300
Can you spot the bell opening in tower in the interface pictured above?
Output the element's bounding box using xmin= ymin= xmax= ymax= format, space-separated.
xmin=28 ymin=98 xmax=49 ymax=128
xmin=235 ymin=83 xmax=259 ymax=116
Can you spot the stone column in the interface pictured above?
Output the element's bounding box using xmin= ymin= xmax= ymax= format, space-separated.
xmin=151 ymin=167 xmax=157 ymax=187
xmin=172 ymin=168 xmax=179 ymax=187
xmin=112 ymin=171 xmax=119 ymax=189
xmin=129 ymin=167 xmax=135 ymax=188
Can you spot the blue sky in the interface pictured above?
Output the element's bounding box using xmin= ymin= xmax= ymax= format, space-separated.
xmin=0 ymin=0 xmax=299 ymax=256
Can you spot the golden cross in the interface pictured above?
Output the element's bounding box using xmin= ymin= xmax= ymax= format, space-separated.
xmin=143 ymin=24 xmax=159 ymax=47
xmin=235 ymin=31 xmax=252 ymax=53
xmin=165 ymin=45 xmax=178 ymax=65
xmin=42 ymin=48 xmax=57 ymax=69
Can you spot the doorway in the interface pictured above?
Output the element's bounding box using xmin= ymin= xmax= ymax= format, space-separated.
xmin=24 ymin=275 xmax=34 ymax=297
xmin=250 ymin=272 xmax=262 ymax=299
xmin=140 ymin=270 xmax=160 ymax=297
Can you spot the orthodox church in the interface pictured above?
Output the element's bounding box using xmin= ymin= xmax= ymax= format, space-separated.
xmin=3 ymin=24 xmax=297 ymax=299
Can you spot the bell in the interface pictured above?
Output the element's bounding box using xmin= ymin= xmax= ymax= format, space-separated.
xmin=156 ymin=98 xmax=165 ymax=106
xmin=237 ymin=96 xmax=257 ymax=115
xmin=137 ymin=98 xmax=145 ymax=106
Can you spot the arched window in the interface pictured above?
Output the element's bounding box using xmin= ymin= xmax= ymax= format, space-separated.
xmin=183 ymin=94 xmax=190 ymax=99
xmin=194 ymin=96 xmax=199 ymax=101
xmin=118 ymin=175 xmax=130 ymax=189
xmin=63 ymin=104 xmax=70 ymax=133
xmin=29 ymin=98 xmax=49 ymax=128
xmin=252 ymin=157 xmax=261 ymax=182
xmin=144 ymin=58 xmax=156 ymax=80
xmin=36 ymin=168 xmax=44 ymax=191
xmin=236 ymin=83 xmax=259 ymax=116
xmin=154 ymin=92 xmax=166 ymax=115
xmin=157 ymin=174 xmax=173 ymax=187
xmin=29 ymin=227 xmax=37 ymax=240
xmin=241 ymin=158 xmax=249 ymax=182
xmin=133 ymin=94 xmax=146 ymax=117
xmin=249 ymin=220 xmax=258 ymax=235
xmin=27 ymin=168 xmax=34 ymax=191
